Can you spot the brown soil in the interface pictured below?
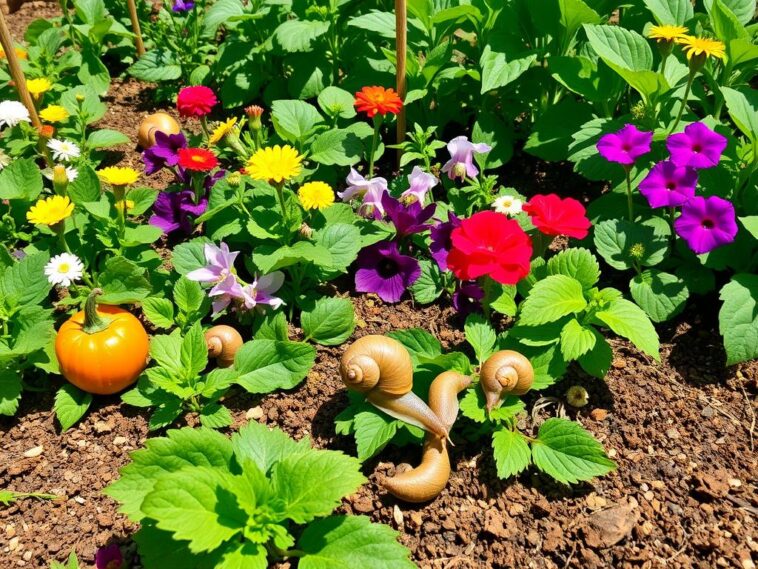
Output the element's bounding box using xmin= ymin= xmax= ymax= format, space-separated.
xmin=1 ymin=4 xmax=757 ymax=569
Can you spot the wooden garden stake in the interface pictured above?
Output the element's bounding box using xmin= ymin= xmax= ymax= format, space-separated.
xmin=0 ymin=6 xmax=41 ymax=128
xmin=395 ymin=0 xmax=407 ymax=164
xmin=126 ymin=0 xmax=146 ymax=57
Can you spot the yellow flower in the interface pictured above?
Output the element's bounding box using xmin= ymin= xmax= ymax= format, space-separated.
xmin=27 ymin=195 xmax=74 ymax=226
xmin=39 ymin=105 xmax=69 ymax=123
xmin=0 ymin=47 xmax=28 ymax=60
xmin=115 ymin=199 xmax=136 ymax=212
xmin=676 ymin=35 xmax=726 ymax=61
xmin=246 ymin=145 xmax=303 ymax=183
xmin=298 ymin=181 xmax=335 ymax=210
xmin=209 ymin=117 xmax=237 ymax=145
xmin=26 ymin=78 xmax=52 ymax=97
xmin=98 ymin=166 xmax=140 ymax=186
xmin=648 ymin=24 xmax=689 ymax=43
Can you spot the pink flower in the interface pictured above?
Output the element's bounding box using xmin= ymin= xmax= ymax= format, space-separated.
xmin=674 ymin=196 xmax=737 ymax=254
xmin=176 ymin=86 xmax=217 ymax=118
xmin=596 ymin=124 xmax=652 ymax=166
xmin=338 ymin=168 xmax=388 ymax=219
xmin=441 ymin=136 xmax=491 ymax=180
xmin=667 ymin=122 xmax=727 ymax=169
xmin=241 ymin=272 xmax=285 ymax=311
xmin=400 ymin=166 xmax=437 ymax=203
xmin=639 ymin=161 xmax=697 ymax=208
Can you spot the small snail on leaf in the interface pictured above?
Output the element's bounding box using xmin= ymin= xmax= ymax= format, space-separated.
xmin=137 ymin=112 xmax=181 ymax=149
xmin=480 ymin=350 xmax=534 ymax=412
xmin=205 ymin=325 xmax=243 ymax=368
xmin=339 ymin=335 xmax=449 ymax=440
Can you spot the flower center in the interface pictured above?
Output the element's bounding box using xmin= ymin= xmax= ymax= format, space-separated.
xmin=701 ymin=218 xmax=714 ymax=229
xmin=692 ymin=144 xmax=702 ymax=153
xmin=58 ymin=263 xmax=70 ymax=273
xmin=191 ymin=154 xmax=204 ymax=163
xmin=621 ymin=144 xmax=631 ymax=152
xmin=377 ymin=259 xmax=398 ymax=278
xmin=665 ymin=182 xmax=676 ymax=190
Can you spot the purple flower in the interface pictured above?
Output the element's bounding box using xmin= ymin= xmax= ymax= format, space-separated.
xmin=596 ymin=124 xmax=653 ymax=166
xmin=355 ymin=241 xmax=421 ymax=303
xmin=241 ymin=272 xmax=285 ymax=311
xmin=186 ymin=242 xmax=238 ymax=283
xmin=667 ymin=122 xmax=727 ymax=169
xmin=441 ymin=136 xmax=491 ymax=180
xmin=639 ymin=161 xmax=698 ymax=208
xmin=400 ymin=166 xmax=437 ymax=203
xmin=95 ymin=544 xmax=123 ymax=569
xmin=338 ymin=168 xmax=388 ymax=219
xmin=381 ymin=193 xmax=436 ymax=237
xmin=208 ymin=273 xmax=246 ymax=314
xmin=143 ymin=131 xmax=186 ymax=175
xmin=452 ymin=282 xmax=484 ymax=316
xmin=172 ymin=0 xmax=195 ymax=11
xmin=149 ymin=189 xmax=207 ymax=234
xmin=429 ymin=213 xmax=461 ymax=271
xmin=674 ymin=195 xmax=737 ymax=254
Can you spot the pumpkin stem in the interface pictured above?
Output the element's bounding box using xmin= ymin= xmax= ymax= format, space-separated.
xmin=82 ymin=288 xmax=110 ymax=334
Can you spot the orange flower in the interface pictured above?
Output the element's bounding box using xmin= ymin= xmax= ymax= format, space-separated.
xmin=354 ymin=86 xmax=403 ymax=118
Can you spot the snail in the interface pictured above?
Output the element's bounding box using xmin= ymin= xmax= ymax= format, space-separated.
xmin=340 ymin=335 xmax=449 ymax=439
xmin=381 ymin=371 xmax=471 ymax=503
xmin=137 ymin=112 xmax=181 ymax=148
xmin=205 ymin=325 xmax=243 ymax=368
xmin=480 ymin=350 xmax=534 ymax=412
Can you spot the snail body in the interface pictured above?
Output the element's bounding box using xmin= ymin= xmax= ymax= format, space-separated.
xmin=138 ymin=112 xmax=181 ymax=148
xmin=340 ymin=335 xmax=449 ymax=439
xmin=480 ymin=350 xmax=533 ymax=412
xmin=205 ymin=325 xmax=243 ymax=367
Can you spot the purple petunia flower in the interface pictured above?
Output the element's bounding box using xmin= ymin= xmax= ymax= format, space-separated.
xmin=667 ymin=122 xmax=727 ymax=170
xmin=400 ymin=166 xmax=438 ymax=203
xmin=639 ymin=161 xmax=698 ymax=208
xmin=429 ymin=213 xmax=461 ymax=271
xmin=381 ymin=193 xmax=436 ymax=237
xmin=172 ymin=0 xmax=195 ymax=11
xmin=149 ymin=189 xmax=207 ymax=234
xmin=338 ymin=168 xmax=388 ymax=219
xmin=596 ymin=124 xmax=653 ymax=166
xmin=241 ymin=272 xmax=285 ymax=311
xmin=355 ymin=240 xmax=421 ymax=303
xmin=95 ymin=544 xmax=123 ymax=569
xmin=441 ymin=136 xmax=491 ymax=180
xmin=674 ymin=195 xmax=737 ymax=254
xmin=143 ymin=131 xmax=187 ymax=175
xmin=452 ymin=281 xmax=484 ymax=316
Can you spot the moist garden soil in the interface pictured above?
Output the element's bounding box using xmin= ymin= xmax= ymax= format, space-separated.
xmin=1 ymin=4 xmax=757 ymax=568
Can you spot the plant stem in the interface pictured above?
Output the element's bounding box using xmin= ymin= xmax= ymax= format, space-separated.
xmin=368 ymin=115 xmax=382 ymax=176
xmin=200 ymin=116 xmax=211 ymax=141
xmin=82 ymin=288 xmax=110 ymax=334
xmin=625 ymin=167 xmax=634 ymax=221
xmin=668 ymin=206 xmax=676 ymax=248
xmin=274 ymin=182 xmax=289 ymax=229
xmin=670 ymin=71 xmax=695 ymax=134
xmin=55 ymin=222 xmax=71 ymax=254
xmin=113 ymin=185 xmax=127 ymax=242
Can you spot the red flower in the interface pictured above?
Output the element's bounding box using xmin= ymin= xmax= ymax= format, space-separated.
xmin=176 ymin=86 xmax=217 ymax=118
xmin=354 ymin=86 xmax=403 ymax=118
xmin=523 ymin=194 xmax=591 ymax=239
xmin=447 ymin=211 xmax=532 ymax=285
xmin=178 ymin=147 xmax=218 ymax=171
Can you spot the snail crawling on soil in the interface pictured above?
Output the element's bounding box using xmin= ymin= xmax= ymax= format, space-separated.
xmin=137 ymin=112 xmax=181 ymax=149
xmin=480 ymin=350 xmax=534 ymax=412
xmin=205 ymin=325 xmax=243 ymax=368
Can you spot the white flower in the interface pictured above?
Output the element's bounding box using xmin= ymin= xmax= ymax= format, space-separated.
xmin=45 ymin=253 xmax=84 ymax=287
xmin=43 ymin=165 xmax=78 ymax=182
xmin=47 ymin=139 xmax=81 ymax=162
xmin=492 ymin=195 xmax=523 ymax=216
xmin=0 ymin=100 xmax=31 ymax=128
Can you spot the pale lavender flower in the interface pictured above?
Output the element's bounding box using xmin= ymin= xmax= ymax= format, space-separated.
xmin=186 ymin=242 xmax=238 ymax=283
xmin=338 ymin=168 xmax=389 ymax=219
xmin=241 ymin=272 xmax=285 ymax=311
xmin=400 ymin=166 xmax=438 ymax=203
xmin=441 ymin=136 xmax=491 ymax=180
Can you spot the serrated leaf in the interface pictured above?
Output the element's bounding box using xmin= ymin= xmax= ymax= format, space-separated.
xmin=180 ymin=323 xmax=208 ymax=379
xmin=630 ymin=269 xmax=689 ymax=323
xmin=643 ymin=0 xmax=693 ymax=24
xmin=301 ymin=297 xmax=355 ymax=346
xmin=232 ymin=421 xmax=311 ymax=475
xmin=480 ymin=49 xmax=537 ymax=93
xmin=459 ymin=388 xmax=526 ymax=423
xmin=577 ymin=329 xmax=613 ymax=379
xmin=274 ymin=19 xmax=330 ymax=52
xmin=386 ymin=328 xmax=441 ymax=365
xmin=546 ymin=248 xmax=600 ymax=290
xmin=54 ymin=383 xmax=92 ymax=431
xmin=352 ymin=409 xmax=398 ymax=461
xmin=595 ymin=298 xmax=660 ymax=360
xmin=0 ymin=369 xmax=22 ymax=416
xmin=492 ymin=429 xmax=531 ymax=479
xmin=409 ymin=259 xmax=444 ymax=304
xmin=0 ymin=252 xmax=51 ymax=309
xmin=171 ymin=239 xmax=211 ymax=275
xmin=271 ymin=100 xmax=322 ymax=145
xmin=464 ymin=313 xmax=497 ymax=363
xmin=519 ymin=275 xmax=587 ymax=325
xmin=141 ymin=297 xmax=175 ymax=329
xmin=199 ymin=403 xmax=233 ymax=429
xmin=560 ymin=318 xmax=597 ymax=360
xmin=234 ymin=340 xmax=315 ymax=393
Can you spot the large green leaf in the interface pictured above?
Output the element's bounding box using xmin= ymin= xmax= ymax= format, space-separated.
xmin=271 ymin=100 xmax=323 ymax=145
xmin=234 ymin=340 xmax=316 ymax=393
xmin=721 ymin=87 xmax=758 ymax=144
xmin=594 ymin=298 xmax=660 ymax=360
xmin=0 ymin=158 xmax=43 ymax=201
xmin=546 ymin=247 xmax=600 ymax=290
xmin=274 ymin=19 xmax=330 ymax=52
xmin=54 ymin=383 xmax=92 ymax=431
xmin=479 ymin=49 xmax=537 ymax=93
xmin=301 ymin=297 xmax=355 ymax=346
xmin=129 ymin=49 xmax=182 ymax=82
xmin=643 ymin=0 xmax=693 ymax=24
xmin=719 ymin=274 xmax=758 ymax=365
xmin=630 ymin=269 xmax=689 ymax=323
xmin=519 ymin=275 xmax=587 ymax=325
xmin=492 ymin=428 xmax=531 ymax=479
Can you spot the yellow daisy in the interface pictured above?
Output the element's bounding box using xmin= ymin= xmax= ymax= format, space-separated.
xmin=246 ymin=145 xmax=303 ymax=184
xmin=39 ymin=105 xmax=69 ymax=123
xmin=98 ymin=166 xmax=140 ymax=186
xmin=648 ymin=24 xmax=689 ymax=43
xmin=26 ymin=78 xmax=52 ymax=98
xmin=208 ymin=117 xmax=237 ymax=145
xmin=676 ymin=35 xmax=726 ymax=61
xmin=298 ymin=181 xmax=335 ymax=210
xmin=27 ymin=195 xmax=74 ymax=226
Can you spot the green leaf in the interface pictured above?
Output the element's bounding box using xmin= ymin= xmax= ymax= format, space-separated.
xmin=490 ymin=283 xmax=517 ymax=316
xmin=317 ymin=86 xmax=357 ymax=119
xmin=721 ymin=87 xmax=758 ymax=144
xmin=519 ymin=275 xmax=588 ymax=325
xmin=480 ymin=49 xmax=537 ymax=94
xmin=234 ymin=340 xmax=316 ymax=393
xmin=271 ymin=100 xmax=322 ymax=145
xmin=0 ymin=252 xmax=51 ymax=309
xmin=149 ymin=331 xmax=183 ymax=376
xmin=352 ymin=408 xmax=399 ymax=461
xmin=465 ymin=313 xmax=497 ymax=363
xmin=97 ymin=256 xmax=151 ymax=304
xmin=594 ymin=298 xmax=660 ymax=360
xmin=199 ymin=403 xmax=233 ymax=429
xmin=347 ymin=11 xmax=396 ymax=39
xmin=253 ymin=311 xmax=289 ymax=341
xmin=181 ymin=323 xmax=208 ymax=380
xmin=301 ymin=297 xmax=355 ymax=346
xmin=0 ymin=370 xmax=22 ymax=416
xmin=719 ymin=274 xmax=758 ymax=365
xmin=459 ymin=388 xmax=526 ymax=423
xmin=67 ymin=166 xmax=101 ymax=204
xmin=560 ymin=318 xmax=597 ymax=360
xmin=524 ymin=96 xmax=596 ymax=160
xmin=173 ymin=277 xmax=209 ymax=320
xmin=541 ymin=0 xmax=602 ymax=41
xmin=253 ymin=241 xmax=332 ymax=273
xmin=271 ymin=450 xmax=365 ymax=524
xmin=310 ymin=129 xmax=363 ymax=166
xmin=232 ymin=421 xmax=311 ymax=475
xmin=54 ymin=383 xmax=93 ymax=431
xmin=643 ymin=0 xmax=693 ymax=24
xmin=298 ymin=515 xmax=414 ymax=569
xmin=584 ymin=24 xmax=653 ymax=71
xmin=313 ymin=223 xmax=362 ymax=272
xmin=86 ymin=129 xmax=129 ymax=149
xmin=593 ymin=218 xmax=669 ymax=270
xmin=129 ymin=49 xmax=182 ymax=82
xmin=204 ymin=0 xmax=244 ymax=35
xmin=546 ymin=248 xmax=600 ymax=290
xmin=630 ymin=269 xmax=689 ymax=323
xmin=704 ymin=0 xmax=755 ymax=25
xmin=386 ymin=328 xmax=441 ymax=364
xmin=0 ymin=158 xmax=43 ymax=201
xmin=409 ymin=259 xmax=444 ymax=304
xmin=531 ymin=418 xmax=616 ymax=484
xmin=492 ymin=429 xmax=531 ymax=479
xmin=141 ymin=297 xmax=175 ymax=329
xmin=274 ymin=19 xmax=330 ymax=52
xmin=577 ymin=328 xmax=613 ymax=379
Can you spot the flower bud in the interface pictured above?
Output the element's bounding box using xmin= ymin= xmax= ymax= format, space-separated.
xmin=53 ymin=165 xmax=69 ymax=195
xmin=566 ymin=385 xmax=589 ymax=408
xmin=628 ymin=243 xmax=646 ymax=260
xmin=299 ymin=222 xmax=313 ymax=239
xmin=245 ymin=105 xmax=264 ymax=130
xmin=227 ymin=171 xmax=242 ymax=187
xmin=75 ymin=93 xmax=85 ymax=103
xmin=37 ymin=124 xmax=55 ymax=139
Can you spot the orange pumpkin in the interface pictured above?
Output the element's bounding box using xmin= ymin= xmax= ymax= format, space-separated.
xmin=55 ymin=288 xmax=149 ymax=395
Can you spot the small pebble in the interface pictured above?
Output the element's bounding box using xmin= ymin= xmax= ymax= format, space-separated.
xmin=23 ymin=446 xmax=43 ymax=458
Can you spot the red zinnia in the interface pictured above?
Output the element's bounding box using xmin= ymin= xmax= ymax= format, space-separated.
xmin=178 ymin=147 xmax=218 ymax=171
xmin=523 ymin=194 xmax=591 ymax=239
xmin=447 ymin=211 xmax=532 ymax=285
xmin=354 ymin=86 xmax=403 ymax=118
xmin=176 ymin=85 xmax=217 ymax=118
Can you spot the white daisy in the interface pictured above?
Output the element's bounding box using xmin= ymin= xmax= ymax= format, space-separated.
xmin=43 ymin=165 xmax=78 ymax=182
xmin=44 ymin=253 xmax=84 ymax=287
xmin=0 ymin=100 xmax=31 ymax=128
xmin=47 ymin=139 xmax=81 ymax=162
xmin=492 ymin=195 xmax=523 ymax=216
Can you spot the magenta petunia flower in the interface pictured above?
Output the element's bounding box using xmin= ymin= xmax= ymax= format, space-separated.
xmin=596 ymin=124 xmax=653 ymax=166
xmin=400 ymin=166 xmax=438 ymax=203
xmin=441 ymin=136 xmax=491 ymax=180
xmin=429 ymin=213 xmax=461 ymax=271
xmin=95 ymin=544 xmax=123 ymax=569
xmin=381 ymin=193 xmax=436 ymax=237
xmin=674 ymin=195 xmax=737 ymax=254
xmin=355 ymin=240 xmax=420 ymax=303
xmin=338 ymin=168 xmax=388 ymax=219
xmin=666 ymin=122 xmax=727 ymax=169
xmin=639 ymin=161 xmax=698 ymax=208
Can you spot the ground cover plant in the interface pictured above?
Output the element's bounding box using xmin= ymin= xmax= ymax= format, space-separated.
xmin=0 ymin=0 xmax=755 ymax=567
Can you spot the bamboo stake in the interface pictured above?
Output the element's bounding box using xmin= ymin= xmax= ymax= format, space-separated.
xmin=0 ymin=6 xmax=41 ymax=128
xmin=126 ymin=0 xmax=146 ymax=57
xmin=395 ymin=0 xmax=407 ymax=165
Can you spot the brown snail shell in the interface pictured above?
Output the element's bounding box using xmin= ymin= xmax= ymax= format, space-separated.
xmin=138 ymin=112 xmax=181 ymax=149
xmin=205 ymin=325 xmax=243 ymax=368
xmin=480 ymin=350 xmax=534 ymax=411
xmin=340 ymin=335 xmax=412 ymax=396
